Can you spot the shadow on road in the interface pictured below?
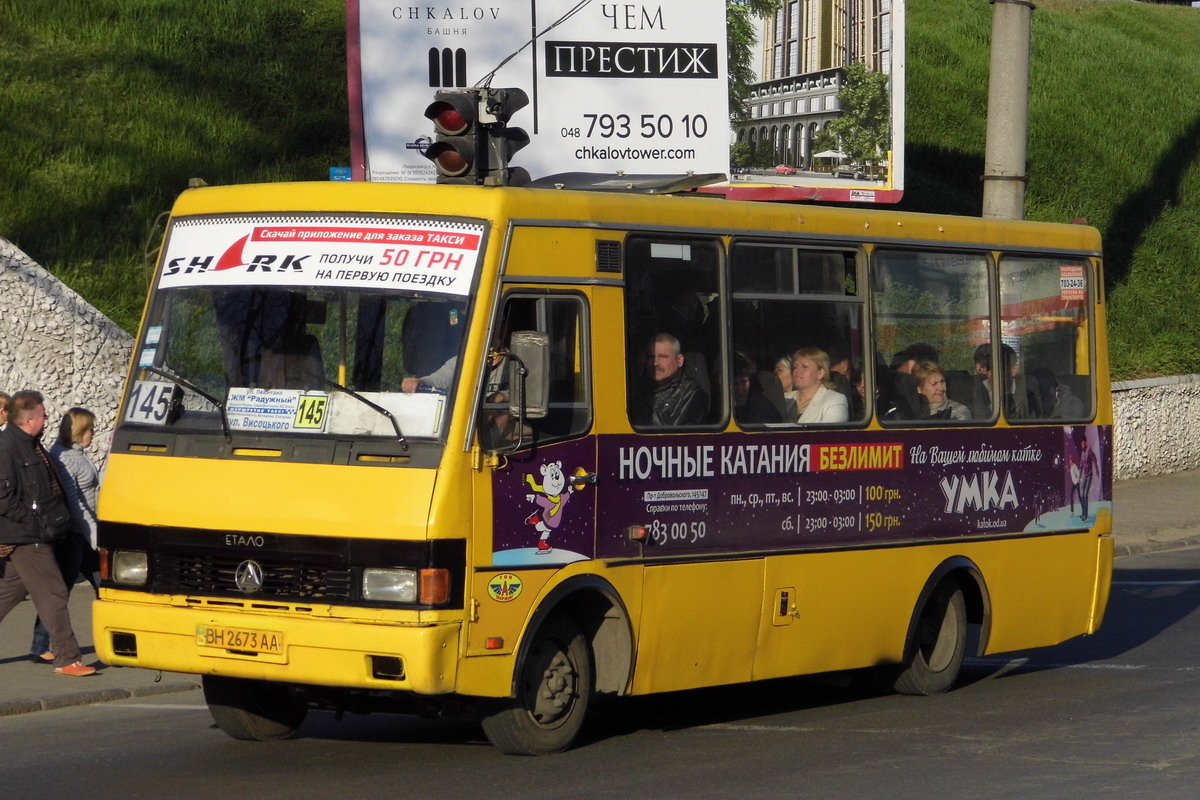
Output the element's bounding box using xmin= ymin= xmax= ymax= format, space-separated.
xmin=966 ymin=558 xmax=1200 ymax=681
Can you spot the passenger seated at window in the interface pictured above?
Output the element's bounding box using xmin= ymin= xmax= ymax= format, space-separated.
xmin=827 ymin=344 xmax=854 ymax=380
xmin=972 ymin=344 xmax=1040 ymax=419
xmin=634 ymin=333 xmax=708 ymax=426
xmin=772 ymin=355 xmax=800 ymax=420
xmin=874 ymin=352 xmax=918 ymax=421
xmin=891 ymin=342 xmax=939 ymax=375
xmin=825 ymin=343 xmax=858 ymax=412
xmin=850 ymin=366 xmax=866 ymax=420
xmin=790 ymin=346 xmax=849 ymax=424
xmin=733 ymin=352 xmax=782 ymax=424
xmin=913 ymin=361 xmax=971 ymax=421
xmin=1042 ymin=370 xmax=1086 ymax=419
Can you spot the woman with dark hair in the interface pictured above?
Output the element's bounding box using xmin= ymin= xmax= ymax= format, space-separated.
xmin=29 ymin=408 xmax=102 ymax=664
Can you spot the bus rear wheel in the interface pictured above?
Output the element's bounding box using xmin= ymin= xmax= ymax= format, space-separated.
xmin=481 ymin=611 xmax=593 ymax=755
xmin=892 ymin=585 xmax=967 ymax=696
xmin=202 ymin=675 xmax=308 ymax=741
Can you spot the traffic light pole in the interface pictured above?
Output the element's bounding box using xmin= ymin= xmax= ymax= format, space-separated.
xmin=982 ymin=0 xmax=1033 ymax=221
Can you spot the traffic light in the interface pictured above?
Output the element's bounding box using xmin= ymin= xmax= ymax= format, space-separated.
xmin=481 ymin=88 xmax=530 ymax=187
xmin=422 ymin=88 xmax=530 ymax=186
xmin=423 ymin=89 xmax=482 ymax=184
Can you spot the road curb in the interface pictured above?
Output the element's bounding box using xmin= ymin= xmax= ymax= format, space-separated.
xmin=0 ymin=680 xmax=201 ymax=718
xmin=1114 ymin=535 xmax=1200 ymax=558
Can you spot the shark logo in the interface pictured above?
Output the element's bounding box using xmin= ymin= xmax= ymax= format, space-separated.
xmin=215 ymin=233 xmax=252 ymax=270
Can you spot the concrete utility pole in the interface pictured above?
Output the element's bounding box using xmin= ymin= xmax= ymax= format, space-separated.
xmin=982 ymin=0 xmax=1033 ymax=220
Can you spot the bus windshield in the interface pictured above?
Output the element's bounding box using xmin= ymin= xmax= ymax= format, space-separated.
xmin=125 ymin=286 xmax=469 ymax=439
xmin=122 ymin=211 xmax=488 ymax=440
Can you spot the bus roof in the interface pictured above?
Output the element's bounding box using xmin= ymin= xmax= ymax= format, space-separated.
xmin=168 ymin=181 xmax=1103 ymax=256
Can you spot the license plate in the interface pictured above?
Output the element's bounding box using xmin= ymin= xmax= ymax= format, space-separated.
xmin=196 ymin=624 xmax=285 ymax=655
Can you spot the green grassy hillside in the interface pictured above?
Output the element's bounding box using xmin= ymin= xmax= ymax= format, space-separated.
xmin=0 ymin=0 xmax=350 ymax=329
xmin=904 ymin=0 xmax=1200 ymax=378
xmin=2 ymin=0 xmax=1198 ymax=378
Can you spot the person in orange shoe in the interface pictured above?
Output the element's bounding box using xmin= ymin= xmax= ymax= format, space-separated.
xmin=0 ymin=391 xmax=95 ymax=676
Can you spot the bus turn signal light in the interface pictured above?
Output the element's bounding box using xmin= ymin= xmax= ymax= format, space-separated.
xmin=419 ymin=569 xmax=450 ymax=605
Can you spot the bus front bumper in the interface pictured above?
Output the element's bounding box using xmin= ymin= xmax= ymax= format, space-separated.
xmin=92 ymin=596 xmax=461 ymax=695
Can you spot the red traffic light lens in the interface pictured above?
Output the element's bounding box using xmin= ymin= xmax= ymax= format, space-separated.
xmin=433 ymin=149 xmax=469 ymax=176
xmin=429 ymin=103 xmax=468 ymax=136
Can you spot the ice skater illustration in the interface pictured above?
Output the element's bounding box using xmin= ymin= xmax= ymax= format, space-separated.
xmin=524 ymin=461 xmax=575 ymax=554
xmin=1078 ymin=438 xmax=1098 ymax=521
xmin=1068 ymin=455 xmax=1082 ymax=515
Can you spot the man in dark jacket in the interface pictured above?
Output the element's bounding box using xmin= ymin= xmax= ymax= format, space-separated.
xmin=0 ymin=390 xmax=95 ymax=676
xmin=639 ymin=333 xmax=707 ymax=426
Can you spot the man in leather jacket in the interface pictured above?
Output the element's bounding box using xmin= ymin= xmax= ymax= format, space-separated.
xmin=640 ymin=333 xmax=707 ymax=426
xmin=0 ymin=390 xmax=94 ymax=675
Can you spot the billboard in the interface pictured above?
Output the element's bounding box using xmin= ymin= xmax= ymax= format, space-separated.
xmin=347 ymin=0 xmax=731 ymax=183
xmin=723 ymin=0 xmax=905 ymax=204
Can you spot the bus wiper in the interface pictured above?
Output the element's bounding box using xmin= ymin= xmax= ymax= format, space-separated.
xmin=142 ymin=364 xmax=230 ymax=439
xmin=308 ymin=373 xmax=408 ymax=451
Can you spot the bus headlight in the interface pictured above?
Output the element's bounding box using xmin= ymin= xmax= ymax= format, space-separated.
xmin=112 ymin=551 xmax=149 ymax=586
xmin=362 ymin=568 xmax=418 ymax=603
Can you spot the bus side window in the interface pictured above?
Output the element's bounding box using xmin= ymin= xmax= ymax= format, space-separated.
xmin=998 ymin=256 xmax=1095 ymax=423
xmin=624 ymin=237 xmax=724 ymax=429
xmin=872 ymin=250 xmax=991 ymax=425
xmin=483 ymin=293 xmax=591 ymax=449
xmin=729 ymin=242 xmax=864 ymax=427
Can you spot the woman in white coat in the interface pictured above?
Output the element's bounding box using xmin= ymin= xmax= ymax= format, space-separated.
xmin=791 ymin=346 xmax=849 ymax=424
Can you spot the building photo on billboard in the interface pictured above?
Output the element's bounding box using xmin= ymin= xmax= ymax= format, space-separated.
xmin=728 ymin=0 xmax=905 ymax=204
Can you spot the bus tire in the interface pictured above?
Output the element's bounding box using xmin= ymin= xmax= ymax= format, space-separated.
xmin=481 ymin=611 xmax=593 ymax=755
xmin=892 ymin=585 xmax=967 ymax=696
xmin=202 ymin=675 xmax=307 ymax=741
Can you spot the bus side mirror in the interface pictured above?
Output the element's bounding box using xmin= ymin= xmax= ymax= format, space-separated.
xmin=508 ymin=330 xmax=550 ymax=419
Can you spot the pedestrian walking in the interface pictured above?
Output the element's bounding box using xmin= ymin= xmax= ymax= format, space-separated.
xmin=0 ymin=391 xmax=96 ymax=676
xmin=29 ymin=408 xmax=103 ymax=662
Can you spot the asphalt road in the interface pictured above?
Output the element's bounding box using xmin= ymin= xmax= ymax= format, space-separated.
xmin=4 ymin=547 xmax=1198 ymax=799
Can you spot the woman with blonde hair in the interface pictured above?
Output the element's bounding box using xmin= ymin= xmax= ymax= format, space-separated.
xmin=913 ymin=361 xmax=971 ymax=421
xmin=29 ymin=407 xmax=102 ymax=663
xmin=791 ymin=346 xmax=849 ymax=424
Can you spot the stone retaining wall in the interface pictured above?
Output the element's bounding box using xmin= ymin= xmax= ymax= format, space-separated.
xmin=0 ymin=238 xmax=133 ymax=467
xmin=3 ymin=237 xmax=1197 ymax=481
xmin=1112 ymin=375 xmax=1200 ymax=480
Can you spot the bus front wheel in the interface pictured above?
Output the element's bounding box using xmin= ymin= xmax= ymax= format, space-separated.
xmin=202 ymin=675 xmax=308 ymax=741
xmin=481 ymin=611 xmax=593 ymax=755
xmin=892 ymin=585 xmax=967 ymax=696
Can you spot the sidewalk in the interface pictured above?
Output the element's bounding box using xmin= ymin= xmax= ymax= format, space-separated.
xmin=2 ymin=469 xmax=1198 ymax=717
xmin=0 ymin=586 xmax=200 ymax=717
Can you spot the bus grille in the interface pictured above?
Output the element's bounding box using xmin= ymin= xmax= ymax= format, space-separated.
xmin=156 ymin=553 xmax=355 ymax=602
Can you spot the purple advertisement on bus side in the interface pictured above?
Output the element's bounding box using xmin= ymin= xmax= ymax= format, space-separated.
xmin=488 ymin=425 xmax=1111 ymax=567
